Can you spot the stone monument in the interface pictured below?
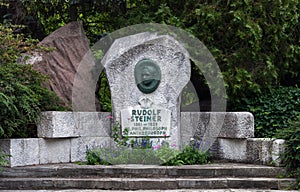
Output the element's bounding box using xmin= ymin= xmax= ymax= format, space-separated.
xmin=102 ymin=32 xmax=190 ymax=147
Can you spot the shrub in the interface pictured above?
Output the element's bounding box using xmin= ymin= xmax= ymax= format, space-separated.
xmin=86 ymin=142 xmax=210 ymax=166
xmin=163 ymin=145 xmax=210 ymax=166
xmin=276 ymin=114 xmax=300 ymax=189
xmin=0 ymin=151 xmax=9 ymax=170
xmin=231 ymin=86 xmax=300 ymax=138
xmin=86 ymin=121 xmax=210 ymax=165
xmin=0 ymin=24 xmax=65 ymax=138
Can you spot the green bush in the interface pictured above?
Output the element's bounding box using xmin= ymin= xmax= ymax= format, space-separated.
xmin=0 ymin=151 xmax=9 ymax=170
xmin=86 ymin=123 xmax=210 ymax=166
xmin=163 ymin=146 xmax=210 ymax=166
xmin=0 ymin=24 xmax=65 ymax=138
xmin=276 ymin=114 xmax=300 ymax=189
xmin=230 ymin=86 xmax=300 ymax=138
xmin=86 ymin=144 xmax=210 ymax=166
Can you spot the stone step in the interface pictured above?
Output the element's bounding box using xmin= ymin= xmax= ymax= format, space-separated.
xmin=0 ymin=177 xmax=296 ymax=190
xmin=0 ymin=163 xmax=287 ymax=178
xmin=0 ymin=190 xmax=299 ymax=192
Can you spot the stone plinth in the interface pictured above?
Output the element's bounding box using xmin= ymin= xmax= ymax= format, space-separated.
xmin=103 ymin=33 xmax=190 ymax=147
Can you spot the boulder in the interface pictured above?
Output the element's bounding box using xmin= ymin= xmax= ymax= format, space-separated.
xmin=25 ymin=21 xmax=100 ymax=110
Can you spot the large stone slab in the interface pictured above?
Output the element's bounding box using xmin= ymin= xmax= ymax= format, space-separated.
xmin=71 ymin=137 xmax=112 ymax=162
xmin=20 ymin=21 xmax=100 ymax=110
xmin=0 ymin=138 xmax=40 ymax=167
xmin=38 ymin=111 xmax=111 ymax=138
xmin=39 ymin=138 xmax=71 ymax=164
xmin=103 ymin=33 xmax=191 ymax=147
xmin=181 ymin=112 xmax=254 ymax=145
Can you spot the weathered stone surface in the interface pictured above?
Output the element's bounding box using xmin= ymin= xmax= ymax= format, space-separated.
xmin=211 ymin=138 xmax=285 ymax=166
xmin=211 ymin=138 xmax=248 ymax=162
xmin=74 ymin=112 xmax=111 ymax=137
xmin=0 ymin=138 xmax=40 ymax=167
xmin=0 ymin=177 xmax=295 ymax=190
xmin=272 ymin=139 xmax=285 ymax=166
xmin=0 ymin=163 xmax=287 ymax=178
xmin=246 ymin=138 xmax=273 ymax=165
xmin=71 ymin=137 xmax=112 ymax=162
xmin=24 ymin=21 xmax=99 ymax=109
xmin=38 ymin=111 xmax=111 ymax=138
xmin=103 ymin=33 xmax=190 ymax=147
xmin=38 ymin=111 xmax=78 ymax=138
xmin=181 ymin=112 xmax=254 ymax=145
xmin=39 ymin=139 xmax=71 ymax=164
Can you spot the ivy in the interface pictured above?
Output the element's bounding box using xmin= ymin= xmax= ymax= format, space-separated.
xmin=231 ymin=86 xmax=300 ymax=138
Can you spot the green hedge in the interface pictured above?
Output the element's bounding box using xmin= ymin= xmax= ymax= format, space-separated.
xmin=231 ymin=86 xmax=300 ymax=138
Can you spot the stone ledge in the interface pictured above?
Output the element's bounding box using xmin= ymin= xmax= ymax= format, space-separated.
xmin=181 ymin=112 xmax=254 ymax=145
xmin=38 ymin=111 xmax=111 ymax=138
xmin=0 ymin=136 xmax=111 ymax=167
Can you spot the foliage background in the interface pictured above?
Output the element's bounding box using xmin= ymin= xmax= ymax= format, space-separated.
xmin=0 ymin=0 xmax=299 ymax=157
xmin=1 ymin=0 xmax=298 ymax=98
xmin=0 ymin=0 xmax=299 ymax=179
xmin=0 ymin=24 xmax=65 ymax=138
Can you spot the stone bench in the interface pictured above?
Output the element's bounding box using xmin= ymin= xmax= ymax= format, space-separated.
xmin=0 ymin=111 xmax=285 ymax=167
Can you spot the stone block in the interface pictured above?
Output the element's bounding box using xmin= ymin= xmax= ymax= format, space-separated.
xmin=211 ymin=138 xmax=286 ymax=165
xmin=38 ymin=111 xmax=78 ymax=138
xmin=211 ymin=138 xmax=247 ymax=162
xmin=181 ymin=112 xmax=254 ymax=145
xmin=74 ymin=112 xmax=111 ymax=137
xmin=272 ymin=139 xmax=285 ymax=166
xmin=38 ymin=111 xmax=112 ymax=138
xmin=39 ymin=138 xmax=71 ymax=164
xmin=246 ymin=138 xmax=273 ymax=165
xmin=0 ymin=138 xmax=40 ymax=167
xmin=71 ymin=137 xmax=112 ymax=162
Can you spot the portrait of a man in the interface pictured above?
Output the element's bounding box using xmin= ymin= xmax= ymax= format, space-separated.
xmin=134 ymin=59 xmax=161 ymax=94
